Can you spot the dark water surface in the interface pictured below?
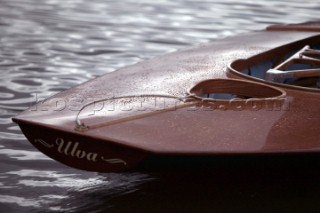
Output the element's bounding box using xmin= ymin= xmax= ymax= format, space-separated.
xmin=1 ymin=0 xmax=320 ymax=212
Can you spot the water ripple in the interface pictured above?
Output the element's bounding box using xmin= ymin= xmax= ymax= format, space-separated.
xmin=0 ymin=148 xmax=50 ymax=160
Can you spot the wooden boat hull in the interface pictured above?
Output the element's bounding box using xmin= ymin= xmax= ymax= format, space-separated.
xmin=13 ymin=22 xmax=320 ymax=172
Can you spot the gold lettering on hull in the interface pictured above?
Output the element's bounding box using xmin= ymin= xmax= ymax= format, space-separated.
xmin=34 ymin=139 xmax=54 ymax=148
xmin=34 ymin=138 xmax=127 ymax=165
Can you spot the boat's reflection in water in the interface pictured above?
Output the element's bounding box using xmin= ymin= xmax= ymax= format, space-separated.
xmin=3 ymin=155 xmax=320 ymax=212
xmin=61 ymin=158 xmax=320 ymax=213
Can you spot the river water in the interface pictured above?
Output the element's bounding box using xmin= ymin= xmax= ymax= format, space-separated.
xmin=0 ymin=0 xmax=320 ymax=212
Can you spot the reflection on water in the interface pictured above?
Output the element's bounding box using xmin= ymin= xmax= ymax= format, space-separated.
xmin=0 ymin=145 xmax=153 ymax=212
xmin=1 ymin=169 xmax=151 ymax=212
xmin=0 ymin=0 xmax=319 ymax=212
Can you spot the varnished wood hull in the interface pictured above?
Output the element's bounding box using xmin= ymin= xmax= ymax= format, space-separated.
xmin=13 ymin=22 xmax=320 ymax=172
